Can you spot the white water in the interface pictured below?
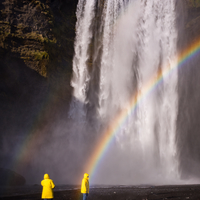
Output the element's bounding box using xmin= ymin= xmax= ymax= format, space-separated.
xmin=69 ymin=0 xmax=180 ymax=184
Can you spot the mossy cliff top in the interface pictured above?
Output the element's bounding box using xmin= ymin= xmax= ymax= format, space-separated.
xmin=0 ymin=0 xmax=77 ymax=78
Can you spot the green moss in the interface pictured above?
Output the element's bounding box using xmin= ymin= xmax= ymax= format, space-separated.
xmin=48 ymin=21 xmax=53 ymax=25
xmin=20 ymin=56 xmax=30 ymax=60
xmin=16 ymin=23 xmax=27 ymax=30
xmin=25 ymin=32 xmax=45 ymax=42
xmin=189 ymin=0 xmax=200 ymax=7
xmin=0 ymin=21 xmax=9 ymax=25
xmin=31 ymin=0 xmax=47 ymax=11
xmin=34 ymin=50 xmax=49 ymax=60
xmin=20 ymin=49 xmax=49 ymax=61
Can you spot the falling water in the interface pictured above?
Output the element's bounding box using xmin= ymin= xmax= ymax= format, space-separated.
xmin=69 ymin=0 xmax=180 ymax=184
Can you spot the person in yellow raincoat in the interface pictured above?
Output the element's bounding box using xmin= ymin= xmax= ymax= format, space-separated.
xmin=41 ymin=174 xmax=55 ymax=200
xmin=81 ymin=173 xmax=89 ymax=200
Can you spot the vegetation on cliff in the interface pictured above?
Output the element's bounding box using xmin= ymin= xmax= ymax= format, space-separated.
xmin=0 ymin=0 xmax=78 ymax=79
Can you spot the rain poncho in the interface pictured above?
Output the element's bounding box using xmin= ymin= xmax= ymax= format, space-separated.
xmin=41 ymin=174 xmax=55 ymax=199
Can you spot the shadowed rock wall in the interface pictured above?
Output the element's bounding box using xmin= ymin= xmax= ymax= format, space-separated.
xmin=177 ymin=0 xmax=200 ymax=179
xmin=0 ymin=0 xmax=78 ymax=136
xmin=0 ymin=0 xmax=78 ymax=183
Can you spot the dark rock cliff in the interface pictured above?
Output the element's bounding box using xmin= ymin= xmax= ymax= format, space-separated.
xmin=0 ymin=0 xmax=78 ymax=76
xmin=0 ymin=0 xmax=78 ymax=142
xmin=177 ymin=0 xmax=200 ymax=179
xmin=0 ymin=0 xmax=78 ymax=183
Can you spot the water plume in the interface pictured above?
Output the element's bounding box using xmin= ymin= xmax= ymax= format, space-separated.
xmin=69 ymin=0 xmax=182 ymax=185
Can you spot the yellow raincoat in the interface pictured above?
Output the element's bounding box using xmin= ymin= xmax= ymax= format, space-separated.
xmin=41 ymin=174 xmax=55 ymax=199
xmin=81 ymin=173 xmax=89 ymax=193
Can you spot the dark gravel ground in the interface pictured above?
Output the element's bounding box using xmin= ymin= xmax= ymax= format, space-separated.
xmin=1 ymin=185 xmax=200 ymax=200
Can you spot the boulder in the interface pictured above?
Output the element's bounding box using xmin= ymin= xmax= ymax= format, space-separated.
xmin=0 ymin=168 xmax=26 ymax=186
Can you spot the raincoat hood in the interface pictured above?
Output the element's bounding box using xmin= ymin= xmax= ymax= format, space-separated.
xmin=84 ymin=173 xmax=89 ymax=180
xmin=44 ymin=174 xmax=50 ymax=179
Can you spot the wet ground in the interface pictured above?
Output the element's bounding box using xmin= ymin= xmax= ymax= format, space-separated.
xmin=1 ymin=185 xmax=200 ymax=200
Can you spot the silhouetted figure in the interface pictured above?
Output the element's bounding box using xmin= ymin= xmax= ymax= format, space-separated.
xmin=81 ymin=173 xmax=89 ymax=200
xmin=41 ymin=174 xmax=55 ymax=200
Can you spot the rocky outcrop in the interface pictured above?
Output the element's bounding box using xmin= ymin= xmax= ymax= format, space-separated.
xmin=0 ymin=168 xmax=26 ymax=186
xmin=0 ymin=0 xmax=78 ymax=77
xmin=0 ymin=0 xmax=52 ymax=77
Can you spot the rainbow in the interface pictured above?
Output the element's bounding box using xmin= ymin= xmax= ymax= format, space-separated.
xmin=10 ymin=92 xmax=57 ymax=176
xmin=84 ymin=38 xmax=200 ymax=182
xmin=9 ymin=38 xmax=200 ymax=186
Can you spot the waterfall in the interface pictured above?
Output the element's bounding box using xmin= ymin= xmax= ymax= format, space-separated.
xmin=69 ymin=0 xmax=180 ymax=184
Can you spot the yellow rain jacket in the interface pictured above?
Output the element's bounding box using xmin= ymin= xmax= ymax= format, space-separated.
xmin=41 ymin=174 xmax=55 ymax=199
xmin=81 ymin=173 xmax=89 ymax=194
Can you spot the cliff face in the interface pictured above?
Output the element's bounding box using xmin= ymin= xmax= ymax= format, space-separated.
xmin=0 ymin=0 xmax=78 ymax=100
xmin=0 ymin=1 xmax=78 ymax=178
xmin=0 ymin=0 xmax=78 ymax=76
xmin=0 ymin=0 xmax=78 ymax=136
xmin=0 ymin=0 xmax=51 ymax=77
